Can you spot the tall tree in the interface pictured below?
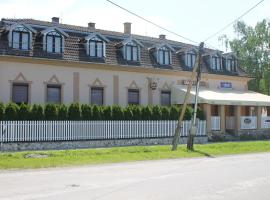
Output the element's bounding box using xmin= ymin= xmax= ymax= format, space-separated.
xmin=229 ymin=19 xmax=270 ymax=93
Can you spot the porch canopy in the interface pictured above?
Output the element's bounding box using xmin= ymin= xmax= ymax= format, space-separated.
xmin=171 ymin=86 xmax=270 ymax=106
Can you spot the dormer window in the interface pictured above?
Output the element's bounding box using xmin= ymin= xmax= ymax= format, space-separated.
xmin=186 ymin=52 xmax=196 ymax=68
xmin=211 ymin=56 xmax=222 ymax=71
xmin=157 ymin=47 xmax=171 ymax=65
xmin=42 ymin=28 xmax=68 ymax=54
xmin=12 ymin=26 xmax=30 ymax=50
xmin=46 ymin=31 xmax=62 ymax=53
xmin=89 ymin=37 xmax=104 ymax=58
xmin=226 ymin=58 xmax=237 ymax=72
xmin=126 ymin=42 xmax=138 ymax=61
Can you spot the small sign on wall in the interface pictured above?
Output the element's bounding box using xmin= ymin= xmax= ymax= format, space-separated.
xmin=182 ymin=80 xmax=207 ymax=87
xmin=220 ymin=82 xmax=232 ymax=89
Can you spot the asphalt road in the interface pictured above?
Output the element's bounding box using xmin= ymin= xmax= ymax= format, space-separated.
xmin=1 ymin=152 xmax=270 ymax=200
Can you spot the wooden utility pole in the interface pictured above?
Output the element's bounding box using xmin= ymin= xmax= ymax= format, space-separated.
xmin=171 ymin=42 xmax=204 ymax=151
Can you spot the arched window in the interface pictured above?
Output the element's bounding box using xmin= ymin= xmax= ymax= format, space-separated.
xmin=46 ymin=31 xmax=62 ymax=53
xmin=89 ymin=37 xmax=104 ymax=58
xmin=12 ymin=26 xmax=30 ymax=50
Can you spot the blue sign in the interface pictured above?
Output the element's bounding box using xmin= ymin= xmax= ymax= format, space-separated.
xmin=220 ymin=82 xmax=232 ymax=89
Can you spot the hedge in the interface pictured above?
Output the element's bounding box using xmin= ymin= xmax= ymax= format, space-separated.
xmin=0 ymin=103 xmax=205 ymax=121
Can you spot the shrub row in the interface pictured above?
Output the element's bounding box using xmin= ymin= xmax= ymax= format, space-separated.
xmin=0 ymin=103 xmax=205 ymax=121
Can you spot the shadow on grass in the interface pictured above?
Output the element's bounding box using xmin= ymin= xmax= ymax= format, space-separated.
xmin=192 ymin=149 xmax=215 ymax=158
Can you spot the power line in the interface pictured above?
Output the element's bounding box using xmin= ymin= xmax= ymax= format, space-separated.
xmin=203 ymin=0 xmax=265 ymax=42
xmin=106 ymin=0 xmax=198 ymax=44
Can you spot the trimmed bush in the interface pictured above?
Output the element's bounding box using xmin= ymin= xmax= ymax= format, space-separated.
xmin=92 ymin=105 xmax=101 ymax=120
xmin=102 ymin=106 xmax=112 ymax=120
xmin=141 ymin=106 xmax=152 ymax=120
xmin=5 ymin=103 xmax=18 ymax=120
xmin=130 ymin=105 xmax=141 ymax=120
xmin=123 ymin=106 xmax=133 ymax=120
xmin=111 ymin=105 xmax=124 ymax=120
xmin=68 ymin=103 xmax=81 ymax=120
xmin=184 ymin=106 xmax=193 ymax=120
xmin=0 ymin=103 xmax=5 ymax=120
xmin=58 ymin=104 xmax=68 ymax=120
xmin=44 ymin=104 xmax=58 ymax=120
xmin=197 ymin=107 xmax=205 ymax=120
xmin=18 ymin=103 xmax=31 ymax=120
xmin=31 ymin=104 xmax=44 ymax=120
xmin=161 ymin=106 xmax=170 ymax=120
xmin=169 ymin=106 xmax=179 ymax=120
xmin=81 ymin=104 xmax=92 ymax=120
xmin=152 ymin=105 xmax=162 ymax=120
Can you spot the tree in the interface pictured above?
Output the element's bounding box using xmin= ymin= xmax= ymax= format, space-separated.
xmin=229 ymin=20 xmax=270 ymax=93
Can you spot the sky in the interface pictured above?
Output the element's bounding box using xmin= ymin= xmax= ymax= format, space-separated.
xmin=0 ymin=0 xmax=269 ymax=52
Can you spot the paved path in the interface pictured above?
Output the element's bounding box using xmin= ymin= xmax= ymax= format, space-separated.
xmin=1 ymin=153 xmax=270 ymax=200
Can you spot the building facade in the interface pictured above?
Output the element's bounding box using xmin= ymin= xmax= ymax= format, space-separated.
xmin=0 ymin=17 xmax=270 ymax=135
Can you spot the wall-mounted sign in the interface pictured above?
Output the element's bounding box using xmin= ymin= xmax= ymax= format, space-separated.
xmin=220 ymin=82 xmax=232 ymax=89
xmin=244 ymin=118 xmax=251 ymax=124
xmin=182 ymin=80 xmax=207 ymax=87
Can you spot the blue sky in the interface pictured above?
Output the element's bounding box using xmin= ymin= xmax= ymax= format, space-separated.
xmin=0 ymin=0 xmax=269 ymax=51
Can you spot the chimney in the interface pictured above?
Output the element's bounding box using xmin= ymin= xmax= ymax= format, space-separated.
xmin=88 ymin=22 xmax=95 ymax=29
xmin=52 ymin=17 xmax=60 ymax=24
xmin=124 ymin=22 xmax=131 ymax=34
xmin=159 ymin=34 xmax=166 ymax=40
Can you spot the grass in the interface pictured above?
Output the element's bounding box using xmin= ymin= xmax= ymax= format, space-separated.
xmin=1 ymin=140 xmax=270 ymax=169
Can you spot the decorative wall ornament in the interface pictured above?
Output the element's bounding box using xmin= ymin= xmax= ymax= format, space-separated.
xmin=147 ymin=77 xmax=159 ymax=90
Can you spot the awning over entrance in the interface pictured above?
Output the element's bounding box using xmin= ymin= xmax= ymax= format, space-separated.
xmin=172 ymin=86 xmax=270 ymax=106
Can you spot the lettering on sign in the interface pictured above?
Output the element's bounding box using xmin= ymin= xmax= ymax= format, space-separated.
xmin=220 ymin=82 xmax=232 ymax=89
xmin=244 ymin=118 xmax=251 ymax=124
xmin=182 ymin=80 xmax=207 ymax=87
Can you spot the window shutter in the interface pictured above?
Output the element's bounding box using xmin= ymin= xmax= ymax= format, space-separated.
xmin=61 ymin=36 xmax=65 ymax=53
xmin=169 ymin=51 xmax=172 ymax=65
xmin=137 ymin=46 xmax=141 ymax=61
xmin=122 ymin=46 xmax=126 ymax=59
xmin=29 ymin=32 xmax=33 ymax=50
xmin=8 ymin=31 xmax=12 ymax=47
xmin=103 ymin=42 xmax=106 ymax=57
xmin=85 ymin=42 xmax=89 ymax=55
xmin=43 ymin=35 xmax=46 ymax=51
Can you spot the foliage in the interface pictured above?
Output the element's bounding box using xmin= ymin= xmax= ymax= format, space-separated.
xmin=31 ymin=104 xmax=44 ymax=120
xmin=228 ymin=20 xmax=270 ymax=93
xmin=152 ymin=105 xmax=162 ymax=120
xmin=5 ymin=103 xmax=19 ymax=120
xmin=123 ymin=106 xmax=133 ymax=120
xmin=102 ymin=106 xmax=112 ymax=120
xmin=18 ymin=103 xmax=31 ymax=120
xmin=111 ymin=105 xmax=124 ymax=120
xmin=68 ymin=103 xmax=81 ymax=120
xmin=141 ymin=106 xmax=152 ymax=120
xmin=0 ymin=103 xmax=5 ymax=120
xmin=92 ymin=105 xmax=101 ymax=120
xmin=161 ymin=106 xmax=170 ymax=120
xmin=81 ymin=104 xmax=92 ymax=120
xmin=58 ymin=104 xmax=68 ymax=120
xmin=44 ymin=104 xmax=58 ymax=120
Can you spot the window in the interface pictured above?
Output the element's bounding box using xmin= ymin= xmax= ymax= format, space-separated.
xmin=12 ymin=26 xmax=30 ymax=50
xmin=89 ymin=38 xmax=104 ymax=58
xmin=91 ymin=87 xmax=104 ymax=105
xmin=157 ymin=47 xmax=170 ymax=65
xmin=12 ymin=83 xmax=29 ymax=104
xmin=47 ymin=85 xmax=61 ymax=103
xmin=126 ymin=43 xmax=138 ymax=61
xmin=128 ymin=89 xmax=140 ymax=105
xmin=211 ymin=56 xmax=221 ymax=70
xmin=161 ymin=91 xmax=171 ymax=106
xmin=46 ymin=31 xmax=62 ymax=53
xmin=186 ymin=53 xmax=196 ymax=68
xmin=226 ymin=58 xmax=237 ymax=71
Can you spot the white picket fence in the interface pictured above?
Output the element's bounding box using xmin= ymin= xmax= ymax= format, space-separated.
xmin=0 ymin=120 xmax=206 ymax=143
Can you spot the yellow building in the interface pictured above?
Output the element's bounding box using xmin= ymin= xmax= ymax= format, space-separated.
xmin=0 ymin=17 xmax=270 ymax=135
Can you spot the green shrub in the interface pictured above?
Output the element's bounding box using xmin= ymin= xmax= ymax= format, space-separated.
xmin=5 ymin=103 xmax=18 ymax=120
xmin=111 ymin=105 xmax=124 ymax=120
xmin=184 ymin=106 xmax=193 ymax=120
xmin=102 ymin=106 xmax=112 ymax=120
xmin=68 ymin=103 xmax=81 ymax=120
xmin=0 ymin=103 xmax=5 ymax=120
xmin=123 ymin=106 xmax=133 ymax=120
xmin=161 ymin=106 xmax=170 ymax=120
xmin=130 ymin=105 xmax=141 ymax=120
xmin=81 ymin=104 xmax=92 ymax=120
xmin=44 ymin=104 xmax=58 ymax=120
xmin=169 ymin=106 xmax=179 ymax=120
xmin=92 ymin=105 xmax=101 ymax=120
xmin=141 ymin=106 xmax=152 ymax=120
xmin=152 ymin=105 xmax=162 ymax=120
xmin=58 ymin=104 xmax=68 ymax=120
xmin=197 ymin=107 xmax=205 ymax=120
xmin=30 ymin=104 xmax=44 ymax=120
xmin=18 ymin=103 xmax=31 ymax=120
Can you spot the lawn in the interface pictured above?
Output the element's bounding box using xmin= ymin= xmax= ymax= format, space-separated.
xmin=1 ymin=140 xmax=270 ymax=169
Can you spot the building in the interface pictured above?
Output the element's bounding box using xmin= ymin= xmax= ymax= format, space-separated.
xmin=0 ymin=17 xmax=270 ymax=135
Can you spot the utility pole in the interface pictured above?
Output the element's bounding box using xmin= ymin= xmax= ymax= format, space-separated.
xmin=171 ymin=42 xmax=204 ymax=151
